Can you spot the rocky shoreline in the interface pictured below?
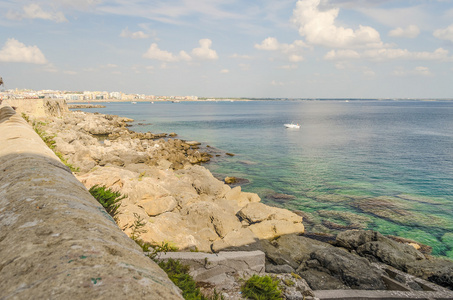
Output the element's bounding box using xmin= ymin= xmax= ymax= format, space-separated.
xmin=31 ymin=103 xmax=453 ymax=297
xmin=68 ymin=104 xmax=106 ymax=109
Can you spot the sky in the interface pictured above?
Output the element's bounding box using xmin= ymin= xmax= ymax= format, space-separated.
xmin=0 ymin=0 xmax=453 ymax=98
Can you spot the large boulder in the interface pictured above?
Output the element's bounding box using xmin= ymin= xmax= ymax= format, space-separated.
xmin=139 ymin=195 xmax=177 ymax=216
xmin=357 ymin=238 xmax=425 ymax=270
xmin=211 ymin=228 xmax=260 ymax=252
xmin=176 ymin=165 xmax=225 ymax=196
xmin=298 ymin=269 xmax=350 ymax=290
xmin=237 ymin=202 xmax=302 ymax=224
xmin=180 ymin=201 xmax=242 ymax=239
xmin=248 ymin=220 xmax=305 ymax=240
xmin=237 ymin=203 xmax=304 ymax=240
xmin=336 ymin=230 xmax=426 ymax=271
xmin=300 ymin=248 xmax=386 ymax=290
xmin=405 ymin=259 xmax=453 ymax=290
xmin=265 ymin=234 xmax=331 ymax=269
xmin=336 ymin=230 xmax=381 ymax=250
xmin=141 ymin=212 xmax=200 ymax=251
xmin=224 ymin=186 xmax=260 ymax=212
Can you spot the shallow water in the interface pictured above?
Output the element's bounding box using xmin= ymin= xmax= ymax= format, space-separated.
xmin=76 ymin=100 xmax=453 ymax=258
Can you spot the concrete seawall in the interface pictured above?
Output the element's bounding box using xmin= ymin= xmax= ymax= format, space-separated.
xmin=1 ymin=99 xmax=69 ymax=119
xmin=0 ymin=106 xmax=182 ymax=299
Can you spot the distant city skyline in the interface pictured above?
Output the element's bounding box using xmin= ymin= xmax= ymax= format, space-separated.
xmin=1 ymin=0 xmax=452 ymax=99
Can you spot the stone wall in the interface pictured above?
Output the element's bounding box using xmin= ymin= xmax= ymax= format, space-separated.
xmin=0 ymin=106 xmax=183 ymax=299
xmin=1 ymin=98 xmax=68 ymax=118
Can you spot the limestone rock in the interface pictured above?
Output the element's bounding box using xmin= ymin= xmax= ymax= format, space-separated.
xmin=357 ymin=238 xmax=426 ymax=270
xmin=298 ymin=269 xmax=350 ymax=290
xmin=140 ymin=195 xmax=177 ymax=216
xmin=224 ymin=186 xmax=261 ymax=212
xmin=237 ymin=202 xmax=303 ymax=224
xmin=212 ymin=228 xmax=259 ymax=252
xmin=248 ymin=220 xmax=305 ymax=240
xmin=303 ymin=248 xmax=386 ymax=290
xmin=141 ymin=212 xmax=199 ymax=251
xmin=181 ymin=201 xmax=242 ymax=239
xmin=177 ymin=165 xmax=225 ymax=196
xmin=405 ymin=259 xmax=453 ymax=290
xmin=265 ymin=234 xmax=329 ymax=269
xmin=336 ymin=230 xmax=381 ymax=250
xmin=158 ymin=251 xmax=265 ymax=288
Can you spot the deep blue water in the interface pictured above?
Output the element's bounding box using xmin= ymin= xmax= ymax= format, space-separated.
xmin=75 ymin=100 xmax=453 ymax=258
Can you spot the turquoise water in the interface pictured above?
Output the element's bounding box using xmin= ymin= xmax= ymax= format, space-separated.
xmin=76 ymin=100 xmax=453 ymax=258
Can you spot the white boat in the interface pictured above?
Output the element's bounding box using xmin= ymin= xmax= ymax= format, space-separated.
xmin=131 ymin=101 xmax=137 ymax=104
xmin=284 ymin=123 xmax=300 ymax=129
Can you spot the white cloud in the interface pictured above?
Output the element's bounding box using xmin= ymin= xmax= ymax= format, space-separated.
xmin=289 ymin=54 xmax=304 ymax=62
xmin=7 ymin=4 xmax=67 ymax=23
xmin=433 ymin=24 xmax=453 ymax=42
xmin=255 ymin=37 xmax=308 ymax=53
xmin=393 ymin=66 xmax=433 ymax=77
xmin=230 ymin=53 xmax=253 ymax=59
xmin=255 ymin=37 xmax=280 ymax=51
xmin=220 ymin=69 xmax=229 ymax=73
xmin=191 ymin=39 xmax=218 ymax=60
xmin=239 ymin=63 xmax=250 ymax=71
xmin=271 ymin=80 xmax=285 ymax=86
xmin=324 ymin=49 xmax=360 ymax=60
xmin=291 ymin=0 xmax=382 ymax=48
xmin=363 ymin=47 xmax=450 ymax=61
xmin=279 ymin=64 xmax=298 ymax=69
xmin=255 ymin=37 xmax=307 ymax=61
xmin=325 ymin=47 xmax=451 ymax=61
xmin=43 ymin=63 xmax=58 ymax=73
xmin=414 ymin=66 xmax=432 ymax=76
xmin=143 ymin=43 xmax=192 ymax=62
xmin=0 ymin=38 xmax=48 ymax=64
xmin=179 ymin=51 xmax=192 ymax=62
xmin=388 ymin=25 xmax=420 ymax=38
xmin=120 ymin=28 xmax=150 ymax=39
xmin=363 ymin=70 xmax=376 ymax=77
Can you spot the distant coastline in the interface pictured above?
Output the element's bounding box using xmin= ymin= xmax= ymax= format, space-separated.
xmin=66 ymin=97 xmax=453 ymax=103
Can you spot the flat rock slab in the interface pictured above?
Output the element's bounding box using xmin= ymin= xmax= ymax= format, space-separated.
xmin=158 ymin=251 xmax=265 ymax=286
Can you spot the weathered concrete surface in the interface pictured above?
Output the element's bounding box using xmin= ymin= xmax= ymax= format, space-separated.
xmin=157 ymin=251 xmax=265 ymax=287
xmin=0 ymin=106 xmax=182 ymax=299
xmin=1 ymin=98 xmax=68 ymax=118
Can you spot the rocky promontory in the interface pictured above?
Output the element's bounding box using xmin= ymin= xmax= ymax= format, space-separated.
xmin=13 ymin=99 xmax=453 ymax=298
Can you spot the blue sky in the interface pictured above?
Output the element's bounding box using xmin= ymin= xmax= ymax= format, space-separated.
xmin=1 ymin=0 xmax=452 ymax=98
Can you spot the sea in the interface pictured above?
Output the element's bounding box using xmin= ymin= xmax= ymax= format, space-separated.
xmin=74 ymin=99 xmax=453 ymax=259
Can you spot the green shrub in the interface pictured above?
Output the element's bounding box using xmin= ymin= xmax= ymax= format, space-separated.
xmin=241 ymin=275 xmax=282 ymax=300
xmin=158 ymin=259 xmax=222 ymax=300
xmin=89 ymin=185 xmax=124 ymax=220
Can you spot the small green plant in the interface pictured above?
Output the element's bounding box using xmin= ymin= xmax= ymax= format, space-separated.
xmin=130 ymin=213 xmax=147 ymax=241
xmin=283 ymin=279 xmax=295 ymax=287
xmin=159 ymin=259 xmax=222 ymax=300
xmin=148 ymin=241 xmax=178 ymax=260
xmin=129 ymin=214 xmax=178 ymax=258
xmin=89 ymin=185 xmax=125 ymax=220
xmin=138 ymin=171 xmax=146 ymax=181
xmin=241 ymin=275 xmax=282 ymax=300
xmin=128 ymin=218 xmax=219 ymax=299
xmin=21 ymin=113 xmax=30 ymax=123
